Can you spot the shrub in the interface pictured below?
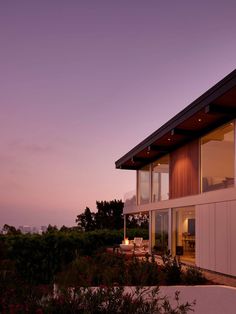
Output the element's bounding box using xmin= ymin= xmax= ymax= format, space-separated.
xmin=2 ymin=229 xmax=148 ymax=285
xmin=126 ymin=254 xmax=159 ymax=286
xmin=56 ymin=252 xmax=160 ymax=287
xmin=161 ymin=251 xmax=182 ymax=285
xmin=1 ymin=285 xmax=195 ymax=314
xmin=45 ymin=286 xmax=195 ymax=314
xmin=182 ymin=266 xmax=207 ymax=285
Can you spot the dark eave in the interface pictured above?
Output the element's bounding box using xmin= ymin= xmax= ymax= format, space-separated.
xmin=115 ymin=69 xmax=236 ymax=170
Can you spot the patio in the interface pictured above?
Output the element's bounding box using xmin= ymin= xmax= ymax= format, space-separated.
xmin=107 ymin=237 xmax=149 ymax=258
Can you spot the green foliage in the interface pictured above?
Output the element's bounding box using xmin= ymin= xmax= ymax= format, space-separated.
xmin=56 ymin=252 xmax=160 ymax=287
xmin=76 ymin=199 xmax=124 ymax=231
xmin=126 ymin=228 xmax=149 ymax=240
xmin=161 ymin=250 xmax=182 ymax=285
xmin=0 ymin=285 xmax=195 ymax=314
xmin=57 ymin=253 xmax=127 ymax=287
xmin=1 ymin=229 xmax=205 ymax=287
xmin=45 ymin=224 xmax=58 ymax=233
xmin=96 ymin=200 xmax=124 ymax=230
xmin=76 ymin=207 xmax=96 ymax=231
xmin=2 ymin=224 xmax=21 ymax=235
xmin=182 ymin=266 xmax=207 ymax=285
xmin=126 ymin=213 xmax=149 ymax=229
xmin=126 ymin=254 xmax=159 ymax=286
xmin=0 ymin=235 xmax=7 ymax=259
xmin=2 ymin=229 xmax=128 ymax=284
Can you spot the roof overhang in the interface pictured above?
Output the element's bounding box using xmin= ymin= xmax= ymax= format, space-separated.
xmin=115 ymin=69 xmax=236 ymax=170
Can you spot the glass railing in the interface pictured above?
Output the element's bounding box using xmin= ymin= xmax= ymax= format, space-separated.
xmin=123 ymin=190 xmax=137 ymax=212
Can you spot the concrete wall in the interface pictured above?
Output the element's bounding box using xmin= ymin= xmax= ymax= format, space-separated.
xmin=124 ymin=285 xmax=236 ymax=314
xmin=196 ymin=200 xmax=236 ymax=276
xmin=159 ymin=285 xmax=236 ymax=314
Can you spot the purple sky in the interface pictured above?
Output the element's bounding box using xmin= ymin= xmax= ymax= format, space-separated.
xmin=1 ymin=1 xmax=236 ymax=228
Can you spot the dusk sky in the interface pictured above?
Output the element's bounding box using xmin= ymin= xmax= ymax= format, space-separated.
xmin=1 ymin=1 xmax=236 ymax=228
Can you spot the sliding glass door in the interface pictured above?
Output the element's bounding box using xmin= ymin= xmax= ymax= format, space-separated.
xmin=153 ymin=210 xmax=169 ymax=254
xmin=172 ymin=206 xmax=195 ymax=262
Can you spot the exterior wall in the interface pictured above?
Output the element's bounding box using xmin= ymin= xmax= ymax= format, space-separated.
xmin=169 ymin=139 xmax=199 ymax=199
xmin=124 ymin=187 xmax=236 ymax=276
xmin=196 ymin=200 xmax=236 ymax=276
xmin=122 ymin=120 xmax=236 ymax=276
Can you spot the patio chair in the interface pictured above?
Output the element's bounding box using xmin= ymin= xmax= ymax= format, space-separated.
xmin=133 ymin=237 xmax=143 ymax=249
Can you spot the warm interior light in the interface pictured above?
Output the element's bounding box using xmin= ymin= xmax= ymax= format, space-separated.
xmin=124 ymin=238 xmax=129 ymax=245
xmin=198 ymin=118 xmax=202 ymax=122
xmin=168 ymin=138 xmax=171 ymax=141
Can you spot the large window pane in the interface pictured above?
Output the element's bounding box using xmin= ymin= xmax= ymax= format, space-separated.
xmin=152 ymin=155 xmax=169 ymax=202
xmin=153 ymin=210 xmax=169 ymax=254
xmin=138 ymin=165 xmax=150 ymax=204
xmin=201 ymin=122 xmax=235 ymax=192
xmin=172 ymin=206 xmax=195 ymax=262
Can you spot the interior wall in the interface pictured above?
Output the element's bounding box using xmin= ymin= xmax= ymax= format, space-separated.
xmin=169 ymin=139 xmax=199 ymax=199
xmin=202 ymin=141 xmax=234 ymax=179
xmin=196 ymin=200 xmax=236 ymax=276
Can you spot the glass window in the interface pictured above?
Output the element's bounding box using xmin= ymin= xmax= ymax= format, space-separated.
xmin=138 ymin=165 xmax=150 ymax=204
xmin=152 ymin=155 xmax=169 ymax=202
xmin=152 ymin=210 xmax=169 ymax=254
xmin=172 ymin=206 xmax=195 ymax=262
xmin=201 ymin=121 xmax=235 ymax=192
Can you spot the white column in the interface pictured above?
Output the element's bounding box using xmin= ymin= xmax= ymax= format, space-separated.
xmin=168 ymin=208 xmax=172 ymax=252
xmin=124 ymin=214 xmax=126 ymax=240
xmin=148 ymin=210 xmax=152 ymax=254
xmin=149 ymin=164 xmax=152 ymax=202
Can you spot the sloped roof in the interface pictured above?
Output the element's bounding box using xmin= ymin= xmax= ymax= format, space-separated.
xmin=116 ymin=69 xmax=236 ymax=170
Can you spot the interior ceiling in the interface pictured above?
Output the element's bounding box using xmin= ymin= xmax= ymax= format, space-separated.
xmin=116 ymin=77 xmax=236 ymax=170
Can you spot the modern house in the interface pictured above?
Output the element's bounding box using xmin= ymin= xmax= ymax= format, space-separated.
xmin=115 ymin=70 xmax=236 ymax=277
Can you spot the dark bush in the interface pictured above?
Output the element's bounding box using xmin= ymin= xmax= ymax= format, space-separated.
xmin=2 ymin=229 xmax=133 ymax=284
xmin=182 ymin=266 xmax=207 ymax=285
xmin=126 ymin=254 xmax=159 ymax=286
xmin=56 ymin=252 xmax=160 ymax=287
xmin=0 ymin=285 xmax=195 ymax=314
xmin=161 ymin=251 xmax=182 ymax=285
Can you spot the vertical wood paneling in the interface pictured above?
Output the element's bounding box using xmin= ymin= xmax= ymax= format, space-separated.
xmin=197 ymin=200 xmax=236 ymax=277
xmin=169 ymin=140 xmax=199 ymax=199
xmin=215 ymin=202 xmax=229 ymax=274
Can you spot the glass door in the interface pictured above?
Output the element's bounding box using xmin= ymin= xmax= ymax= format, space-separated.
xmin=154 ymin=210 xmax=169 ymax=254
xmin=172 ymin=206 xmax=195 ymax=262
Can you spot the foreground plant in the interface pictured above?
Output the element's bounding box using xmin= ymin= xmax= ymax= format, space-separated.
xmin=162 ymin=251 xmax=182 ymax=285
xmin=0 ymin=284 xmax=195 ymax=313
xmin=45 ymin=286 xmax=195 ymax=314
xmin=56 ymin=252 xmax=160 ymax=287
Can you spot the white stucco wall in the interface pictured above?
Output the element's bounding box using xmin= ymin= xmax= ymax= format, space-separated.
xmin=124 ymin=285 xmax=236 ymax=314
xmin=196 ymin=200 xmax=236 ymax=276
xmin=159 ymin=285 xmax=236 ymax=314
xmin=125 ymin=187 xmax=236 ymax=276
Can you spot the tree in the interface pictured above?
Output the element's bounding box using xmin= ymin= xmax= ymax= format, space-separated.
xmin=76 ymin=200 xmax=124 ymax=231
xmin=95 ymin=200 xmax=123 ymax=230
xmin=76 ymin=207 xmax=96 ymax=231
xmin=127 ymin=213 xmax=149 ymax=229
xmin=45 ymin=224 xmax=58 ymax=233
xmin=2 ymin=224 xmax=21 ymax=235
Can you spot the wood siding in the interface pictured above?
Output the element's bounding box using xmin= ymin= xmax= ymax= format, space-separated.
xmin=169 ymin=140 xmax=199 ymax=199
